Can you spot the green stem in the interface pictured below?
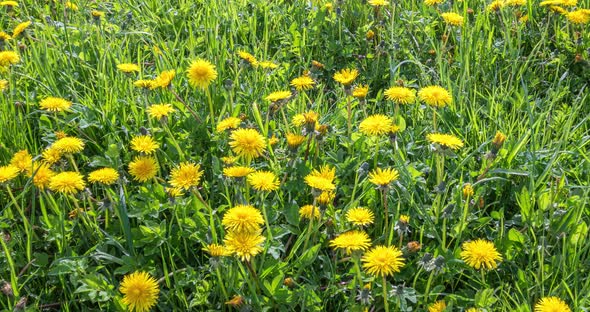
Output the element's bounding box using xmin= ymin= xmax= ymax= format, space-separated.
xmin=382 ymin=275 xmax=389 ymax=312
xmin=259 ymin=192 xmax=273 ymax=240
xmin=383 ymin=188 xmax=389 ymax=244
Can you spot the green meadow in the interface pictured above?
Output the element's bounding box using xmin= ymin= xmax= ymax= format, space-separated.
xmin=0 ymin=0 xmax=589 ymax=311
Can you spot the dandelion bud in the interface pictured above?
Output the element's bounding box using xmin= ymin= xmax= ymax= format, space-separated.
xmin=283 ymin=277 xmax=296 ymax=288
xmin=491 ymin=131 xmax=506 ymax=154
xmin=225 ymin=295 xmax=244 ymax=307
xmin=407 ymin=241 xmax=422 ymax=253
xmin=366 ymin=29 xmax=375 ymax=40
xmin=463 ymin=183 xmax=474 ymax=198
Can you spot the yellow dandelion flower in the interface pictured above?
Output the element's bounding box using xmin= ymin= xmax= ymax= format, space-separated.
xmin=429 ymin=300 xmax=447 ymax=312
xmin=333 ymin=68 xmax=359 ymax=86
xmin=49 ymin=171 xmax=85 ymax=194
xmin=399 ymin=214 xmax=410 ymax=224
xmin=548 ymin=5 xmax=567 ymax=14
xmin=292 ymin=114 xmax=306 ymax=127
xmin=492 ymin=131 xmax=507 ymax=149
xmin=330 ymin=230 xmax=372 ymax=254
xmin=460 ymin=239 xmax=502 ymax=270
xmin=346 ymin=207 xmax=374 ymax=226
xmin=258 ymin=61 xmax=278 ymax=69
xmin=247 ymin=170 xmax=279 ymax=192
xmin=203 ymin=244 xmax=231 ymax=257
xmin=55 ymin=131 xmax=68 ymax=139
xmin=0 ymin=79 xmax=7 ymax=91
xmin=566 ymin=10 xmax=590 ymax=24
xmin=151 ymin=70 xmax=175 ymax=89
xmin=316 ymin=191 xmax=335 ymax=205
xmin=91 ymin=10 xmax=105 ymax=18
xmin=128 ymin=157 xmax=159 ymax=182
xmin=290 ymin=75 xmax=315 ymax=91
xmin=535 ymin=297 xmax=571 ymax=312
xmin=65 ymin=1 xmax=78 ymax=10
xmin=305 ymin=165 xmax=336 ymax=192
xmin=237 ymin=51 xmax=258 ymax=67
xmin=441 ymin=12 xmax=464 ymax=26
xmin=134 ymin=79 xmax=156 ymax=89
xmin=303 ymin=111 xmax=319 ymax=125
xmin=299 ymin=205 xmax=321 ymax=220
xmin=0 ymin=1 xmax=18 ymax=7
xmin=169 ymin=162 xmax=203 ymax=190
xmin=0 ymin=165 xmax=19 ymax=183
xmin=418 ymin=85 xmax=452 ymax=108
xmin=88 ymin=168 xmax=119 ymax=185
xmin=352 ymin=84 xmax=369 ymax=99
xmin=216 ymin=117 xmax=242 ymax=133
xmin=221 ymin=156 xmax=238 ymax=165
xmin=117 ymin=63 xmax=140 ymax=73
xmin=222 ymin=205 xmax=264 ymax=233
xmin=53 ymin=137 xmax=84 ymax=154
xmin=359 ymin=114 xmax=393 ymax=136
xmin=265 ymin=91 xmax=292 ymax=102
xmin=0 ymin=32 xmax=11 ymax=41
xmin=463 ymin=183 xmax=474 ymax=197
xmin=540 ymin=0 xmax=577 ymax=6
xmin=10 ymin=150 xmax=32 ymax=172
xmin=368 ymin=168 xmax=399 ymax=187
xmin=424 ymin=0 xmax=444 ymax=6
xmin=286 ymin=133 xmax=306 ymax=148
xmin=426 ymin=133 xmax=464 ymax=150
xmin=223 ymin=166 xmax=254 ymax=178
xmin=119 ymin=271 xmax=160 ymax=312
xmin=0 ymin=51 xmax=19 ymax=67
xmin=505 ymin=0 xmax=526 ymax=5
xmin=229 ymin=128 xmax=266 ymax=161
xmin=42 ymin=147 xmax=62 ymax=165
xmin=187 ymin=58 xmax=218 ymax=89
xmin=26 ymin=162 xmax=55 ymax=190
xmin=486 ymin=0 xmax=506 ymax=12
xmin=39 ymin=96 xmax=72 ymax=112
xmin=268 ymin=134 xmax=279 ymax=146
xmin=384 ymin=86 xmax=416 ymax=104
xmin=12 ymin=21 xmax=31 ymax=38
xmin=130 ymin=135 xmax=159 ymax=155
xmin=147 ymin=104 xmax=175 ymax=120
xmin=224 ymin=230 xmax=266 ymax=261
xmin=166 ymin=187 xmax=184 ymax=197
xmin=368 ymin=0 xmax=388 ymax=6
xmin=362 ymin=245 xmax=405 ymax=277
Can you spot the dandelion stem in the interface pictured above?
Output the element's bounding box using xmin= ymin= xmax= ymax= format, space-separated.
xmin=382 ymin=275 xmax=389 ymax=312
xmin=382 ymin=188 xmax=389 ymax=244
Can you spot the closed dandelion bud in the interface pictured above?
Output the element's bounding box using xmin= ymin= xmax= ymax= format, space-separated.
xmin=225 ymin=295 xmax=244 ymax=307
xmin=283 ymin=277 xmax=296 ymax=288
xmin=407 ymin=241 xmax=422 ymax=253
xmin=312 ymin=60 xmax=325 ymax=70
xmin=491 ymin=131 xmax=506 ymax=154
xmin=467 ymin=8 xmax=474 ymax=14
xmin=428 ymin=49 xmax=436 ymax=55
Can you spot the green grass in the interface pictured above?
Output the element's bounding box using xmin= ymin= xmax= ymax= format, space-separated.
xmin=1 ymin=0 xmax=589 ymax=311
